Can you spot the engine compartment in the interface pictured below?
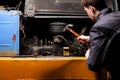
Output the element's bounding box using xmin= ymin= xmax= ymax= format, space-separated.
xmin=20 ymin=17 xmax=93 ymax=56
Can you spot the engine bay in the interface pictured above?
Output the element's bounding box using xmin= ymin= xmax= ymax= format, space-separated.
xmin=20 ymin=18 xmax=93 ymax=56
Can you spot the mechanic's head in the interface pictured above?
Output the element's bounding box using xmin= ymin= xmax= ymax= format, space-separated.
xmin=81 ymin=0 xmax=107 ymax=21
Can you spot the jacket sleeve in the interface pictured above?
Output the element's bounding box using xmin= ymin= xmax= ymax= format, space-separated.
xmin=86 ymin=27 xmax=111 ymax=72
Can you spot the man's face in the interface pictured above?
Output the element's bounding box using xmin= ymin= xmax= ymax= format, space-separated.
xmin=84 ymin=6 xmax=96 ymax=21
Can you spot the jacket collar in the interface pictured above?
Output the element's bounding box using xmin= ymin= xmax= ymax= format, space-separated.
xmin=96 ymin=8 xmax=113 ymax=21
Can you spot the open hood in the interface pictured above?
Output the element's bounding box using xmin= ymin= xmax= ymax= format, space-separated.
xmin=24 ymin=0 xmax=88 ymax=18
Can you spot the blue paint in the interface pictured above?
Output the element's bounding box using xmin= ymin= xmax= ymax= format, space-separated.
xmin=0 ymin=10 xmax=20 ymax=55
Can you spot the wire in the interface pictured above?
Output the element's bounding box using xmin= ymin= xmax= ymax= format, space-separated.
xmin=56 ymin=35 xmax=88 ymax=50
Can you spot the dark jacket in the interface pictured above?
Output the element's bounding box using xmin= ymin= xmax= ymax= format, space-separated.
xmin=87 ymin=8 xmax=120 ymax=79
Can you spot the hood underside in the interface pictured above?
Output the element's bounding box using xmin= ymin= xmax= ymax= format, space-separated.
xmin=24 ymin=0 xmax=88 ymax=18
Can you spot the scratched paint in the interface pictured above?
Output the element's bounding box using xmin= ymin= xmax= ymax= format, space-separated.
xmin=12 ymin=34 xmax=16 ymax=42
xmin=0 ymin=51 xmax=17 ymax=56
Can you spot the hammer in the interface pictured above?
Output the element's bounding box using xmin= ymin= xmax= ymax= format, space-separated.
xmin=63 ymin=24 xmax=80 ymax=37
xmin=63 ymin=24 xmax=89 ymax=47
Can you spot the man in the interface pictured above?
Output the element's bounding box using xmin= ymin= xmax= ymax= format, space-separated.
xmin=77 ymin=0 xmax=120 ymax=79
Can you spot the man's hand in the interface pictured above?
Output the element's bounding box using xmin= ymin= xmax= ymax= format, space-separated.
xmin=76 ymin=35 xmax=90 ymax=47
xmin=77 ymin=35 xmax=90 ymax=58
xmin=77 ymin=35 xmax=90 ymax=44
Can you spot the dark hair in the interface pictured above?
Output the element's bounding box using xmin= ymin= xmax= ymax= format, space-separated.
xmin=81 ymin=0 xmax=107 ymax=10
